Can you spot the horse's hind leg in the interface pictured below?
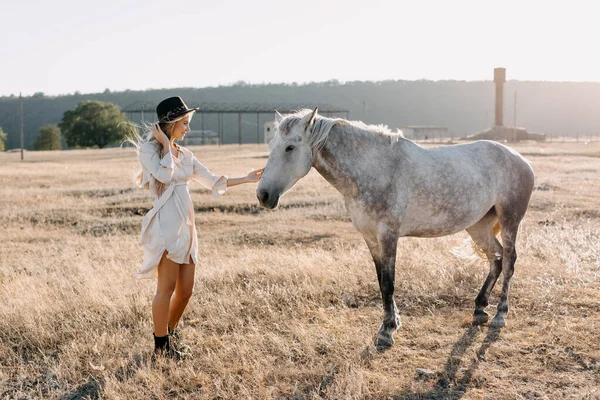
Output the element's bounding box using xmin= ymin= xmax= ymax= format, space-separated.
xmin=466 ymin=210 xmax=503 ymax=325
xmin=490 ymin=216 xmax=521 ymax=328
xmin=490 ymin=153 xmax=534 ymax=328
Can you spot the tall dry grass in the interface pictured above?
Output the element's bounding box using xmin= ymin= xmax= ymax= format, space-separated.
xmin=0 ymin=142 xmax=599 ymax=399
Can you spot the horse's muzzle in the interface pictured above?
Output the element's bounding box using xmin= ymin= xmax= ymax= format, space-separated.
xmin=257 ymin=189 xmax=279 ymax=209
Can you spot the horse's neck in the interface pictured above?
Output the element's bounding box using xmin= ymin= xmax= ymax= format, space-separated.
xmin=312 ymin=126 xmax=368 ymax=198
xmin=312 ymin=125 xmax=422 ymax=197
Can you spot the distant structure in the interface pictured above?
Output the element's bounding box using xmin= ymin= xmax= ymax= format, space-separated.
xmin=181 ymin=130 xmax=220 ymax=146
xmin=494 ymin=67 xmax=505 ymax=127
xmin=123 ymin=102 xmax=349 ymax=145
xmin=465 ymin=67 xmax=545 ymax=142
xmin=401 ymin=126 xmax=448 ymax=141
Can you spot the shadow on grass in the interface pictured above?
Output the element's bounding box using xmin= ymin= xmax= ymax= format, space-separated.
xmin=60 ymin=378 xmax=102 ymax=400
xmin=310 ymin=326 xmax=500 ymax=399
xmin=59 ymin=353 xmax=147 ymax=400
xmin=391 ymin=326 xmax=501 ymax=400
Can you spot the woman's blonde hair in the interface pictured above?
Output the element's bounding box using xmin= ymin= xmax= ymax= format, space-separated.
xmin=122 ymin=112 xmax=194 ymax=195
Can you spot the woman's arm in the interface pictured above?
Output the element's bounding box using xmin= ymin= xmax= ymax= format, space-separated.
xmin=226 ymin=169 xmax=263 ymax=187
xmin=192 ymin=152 xmax=263 ymax=196
xmin=192 ymin=156 xmax=263 ymax=189
xmin=139 ymin=143 xmax=174 ymax=184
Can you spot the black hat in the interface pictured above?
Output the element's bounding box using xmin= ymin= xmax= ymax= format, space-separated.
xmin=156 ymin=96 xmax=199 ymax=123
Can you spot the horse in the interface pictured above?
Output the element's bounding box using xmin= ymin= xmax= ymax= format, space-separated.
xmin=257 ymin=108 xmax=534 ymax=349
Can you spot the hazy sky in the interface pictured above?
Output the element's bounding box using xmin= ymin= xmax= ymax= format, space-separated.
xmin=1 ymin=0 xmax=598 ymax=96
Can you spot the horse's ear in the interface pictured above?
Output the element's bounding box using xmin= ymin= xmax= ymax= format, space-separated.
xmin=310 ymin=107 xmax=318 ymax=125
xmin=275 ymin=111 xmax=283 ymax=124
xmin=302 ymin=107 xmax=318 ymax=132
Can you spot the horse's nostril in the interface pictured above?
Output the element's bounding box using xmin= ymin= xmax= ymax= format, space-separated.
xmin=258 ymin=190 xmax=269 ymax=204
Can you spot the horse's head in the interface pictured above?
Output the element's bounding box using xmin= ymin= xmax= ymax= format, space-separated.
xmin=257 ymin=107 xmax=319 ymax=209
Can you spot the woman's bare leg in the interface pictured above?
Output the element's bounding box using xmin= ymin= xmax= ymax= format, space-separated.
xmin=168 ymin=257 xmax=196 ymax=331
xmin=153 ymin=252 xmax=180 ymax=337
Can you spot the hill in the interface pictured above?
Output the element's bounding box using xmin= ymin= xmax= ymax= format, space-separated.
xmin=2 ymin=80 xmax=600 ymax=149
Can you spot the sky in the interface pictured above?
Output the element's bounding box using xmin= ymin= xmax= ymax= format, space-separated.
xmin=1 ymin=0 xmax=599 ymax=97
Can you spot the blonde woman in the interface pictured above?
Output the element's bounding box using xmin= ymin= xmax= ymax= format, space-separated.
xmin=134 ymin=97 xmax=262 ymax=358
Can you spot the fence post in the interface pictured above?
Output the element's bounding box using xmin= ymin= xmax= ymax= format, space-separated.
xmin=238 ymin=113 xmax=242 ymax=145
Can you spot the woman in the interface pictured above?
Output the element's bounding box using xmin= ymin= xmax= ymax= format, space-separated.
xmin=133 ymin=96 xmax=262 ymax=359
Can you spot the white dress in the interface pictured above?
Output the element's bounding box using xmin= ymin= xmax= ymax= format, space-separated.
xmin=135 ymin=141 xmax=227 ymax=279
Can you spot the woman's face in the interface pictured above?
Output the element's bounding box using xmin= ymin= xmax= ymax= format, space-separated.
xmin=171 ymin=114 xmax=192 ymax=141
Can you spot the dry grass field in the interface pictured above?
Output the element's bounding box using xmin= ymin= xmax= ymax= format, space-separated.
xmin=0 ymin=140 xmax=599 ymax=399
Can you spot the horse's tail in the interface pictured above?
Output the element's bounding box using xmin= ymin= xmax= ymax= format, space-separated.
xmin=452 ymin=220 xmax=501 ymax=262
xmin=470 ymin=220 xmax=501 ymax=259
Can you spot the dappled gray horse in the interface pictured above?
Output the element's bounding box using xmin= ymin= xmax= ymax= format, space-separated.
xmin=257 ymin=108 xmax=534 ymax=349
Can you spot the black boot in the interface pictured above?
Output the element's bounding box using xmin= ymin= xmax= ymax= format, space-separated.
xmin=153 ymin=333 xmax=184 ymax=360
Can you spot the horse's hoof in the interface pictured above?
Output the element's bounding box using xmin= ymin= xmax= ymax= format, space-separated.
xmin=375 ymin=335 xmax=394 ymax=352
xmin=472 ymin=310 xmax=489 ymax=325
xmin=490 ymin=315 xmax=506 ymax=328
xmin=375 ymin=327 xmax=395 ymax=351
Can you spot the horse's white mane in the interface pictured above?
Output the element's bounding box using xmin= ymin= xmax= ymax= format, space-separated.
xmin=276 ymin=109 xmax=404 ymax=150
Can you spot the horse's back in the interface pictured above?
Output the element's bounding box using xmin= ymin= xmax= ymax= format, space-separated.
xmin=465 ymin=140 xmax=534 ymax=202
xmin=420 ymin=140 xmax=533 ymax=188
xmin=391 ymin=139 xmax=534 ymax=237
xmin=475 ymin=140 xmax=535 ymax=222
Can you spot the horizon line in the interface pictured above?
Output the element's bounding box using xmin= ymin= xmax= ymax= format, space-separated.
xmin=4 ymin=78 xmax=600 ymax=99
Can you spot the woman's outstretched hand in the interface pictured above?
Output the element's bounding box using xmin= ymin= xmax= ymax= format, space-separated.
xmin=246 ymin=168 xmax=264 ymax=183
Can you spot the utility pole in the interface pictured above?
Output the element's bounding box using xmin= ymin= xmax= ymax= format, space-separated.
xmin=238 ymin=113 xmax=242 ymax=145
xmin=218 ymin=113 xmax=222 ymax=146
xmin=513 ymin=90 xmax=517 ymax=143
xmin=201 ymin=112 xmax=205 ymax=145
xmin=362 ymin=100 xmax=367 ymax=121
xmin=20 ymin=93 xmax=24 ymax=161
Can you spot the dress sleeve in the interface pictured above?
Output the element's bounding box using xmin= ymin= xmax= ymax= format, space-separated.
xmin=139 ymin=143 xmax=175 ymax=184
xmin=192 ymin=156 xmax=228 ymax=198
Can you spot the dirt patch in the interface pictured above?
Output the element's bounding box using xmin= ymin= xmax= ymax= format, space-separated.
xmin=195 ymin=203 xmax=265 ymax=215
xmin=1 ymin=211 xmax=81 ymax=228
xmin=0 ymin=208 xmax=142 ymax=236
xmin=65 ymin=188 xmax=136 ymax=198
xmin=95 ymin=207 xmax=149 ymax=218
xmin=534 ymin=183 xmax=562 ymax=191
xmin=195 ymin=200 xmax=335 ymax=215
xmin=0 ymin=200 xmax=336 ymax=230
xmin=225 ymin=231 xmax=337 ymax=247
xmin=528 ymin=202 xmax=563 ymax=212
xmin=572 ymin=209 xmax=600 ymax=219
xmin=79 ymin=220 xmax=140 ymax=237
xmin=307 ymin=213 xmax=350 ymax=222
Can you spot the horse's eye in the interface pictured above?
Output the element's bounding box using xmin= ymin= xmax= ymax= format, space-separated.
xmin=285 ymin=145 xmax=295 ymax=153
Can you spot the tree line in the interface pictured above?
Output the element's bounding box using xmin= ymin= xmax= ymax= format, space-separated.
xmin=2 ymin=79 xmax=600 ymax=150
xmin=0 ymin=100 xmax=129 ymax=151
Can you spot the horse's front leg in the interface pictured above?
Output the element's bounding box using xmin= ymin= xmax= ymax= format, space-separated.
xmin=364 ymin=229 xmax=400 ymax=350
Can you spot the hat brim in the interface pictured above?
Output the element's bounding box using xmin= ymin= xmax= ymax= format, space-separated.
xmin=159 ymin=107 xmax=199 ymax=123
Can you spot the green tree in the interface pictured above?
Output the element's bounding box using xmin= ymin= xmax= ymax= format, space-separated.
xmin=33 ymin=124 xmax=62 ymax=150
xmin=0 ymin=127 xmax=6 ymax=151
xmin=59 ymin=101 xmax=128 ymax=148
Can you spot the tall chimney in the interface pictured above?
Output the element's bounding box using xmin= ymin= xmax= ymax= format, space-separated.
xmin=494 ymin=67 xmax=505 ymax=127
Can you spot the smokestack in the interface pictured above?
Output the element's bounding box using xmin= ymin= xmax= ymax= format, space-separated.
xmin=494 ymin=68 xmax=505 ymax=127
